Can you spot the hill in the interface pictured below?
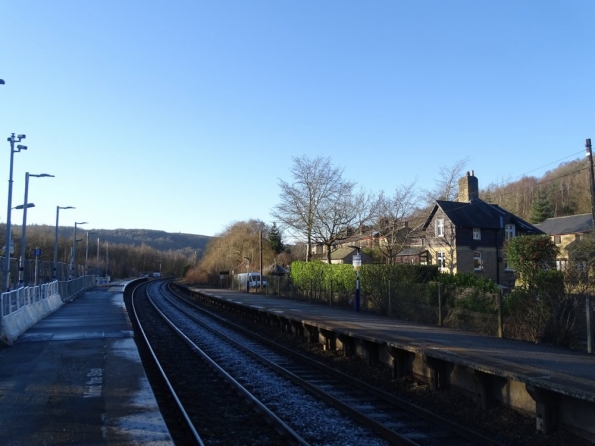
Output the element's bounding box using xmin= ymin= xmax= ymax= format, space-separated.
xmin=3 ymin=224 xmax=212 ymax=257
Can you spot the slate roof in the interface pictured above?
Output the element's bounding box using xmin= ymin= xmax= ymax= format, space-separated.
xmin=534 ymin=214 xmax=593 ymax=235
xmin=330 ymin=247 xmax=359 ymax=260
xmin=422 ymin=198 xmax=543 ymax=233
xmin=396 ymin=246 xmax=428 ymax=256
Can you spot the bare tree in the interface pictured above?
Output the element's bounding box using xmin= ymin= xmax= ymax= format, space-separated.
xmin=272 ymin=155 xmax=349 ymax=262
xmin=352 ymin=187 xmax=378 ymax=235
xmin=373 ymin=181 xmax=418 ymax=264
xmin=311 ymin=185 xmax=356 ymax=263
xmin=422 ymin=157 xmax=470 ymax=206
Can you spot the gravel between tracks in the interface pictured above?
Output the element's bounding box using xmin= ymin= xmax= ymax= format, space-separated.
xmin=210 ymin=301 xmax=593 ymax=446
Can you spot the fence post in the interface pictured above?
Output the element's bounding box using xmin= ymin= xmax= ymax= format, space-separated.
xmin=438 ymin=283 xmax=443 ymax=327
xmin=387 ymin=280 xmax=391 ymax=317
xmin=587 ymin=295 xmax=592 ymax=354
xmin=498 ymin=289 xmax=503 ymax=338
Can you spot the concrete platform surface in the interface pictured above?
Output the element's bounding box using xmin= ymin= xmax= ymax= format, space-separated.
xmin=0 ymin=285 xmax=173 ymax=446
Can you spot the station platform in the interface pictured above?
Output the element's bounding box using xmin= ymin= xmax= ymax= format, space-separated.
xmin=190 ymin=287 xmax=595 ymax=440
xmin=0 ymin=284 xmax=173 ymax=446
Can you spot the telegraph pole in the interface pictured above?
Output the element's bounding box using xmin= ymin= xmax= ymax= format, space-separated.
xmin=587 ymin=138 xmax=595 ymax=235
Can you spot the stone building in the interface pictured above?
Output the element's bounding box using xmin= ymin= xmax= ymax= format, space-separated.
xmin=409 ymin=171 xmax=544 ymax=288
xmin=535 ymin=213 xmax=593 ymax=270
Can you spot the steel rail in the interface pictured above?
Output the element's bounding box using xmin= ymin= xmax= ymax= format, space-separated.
xmin=146 ymin=281 xmax=310 ymax=446
xmin=129 ymin=281 xmax=204 ymax=446
xmin=167 ymin=281 xmax=508 ymax=446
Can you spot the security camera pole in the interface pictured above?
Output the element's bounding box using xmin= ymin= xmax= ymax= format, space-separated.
xmin=3 ymin=134 xmax=27 ymax=292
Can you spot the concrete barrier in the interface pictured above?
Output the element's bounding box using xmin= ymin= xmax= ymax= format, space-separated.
xmin=1 ymin=276 xmax=94 ymax=344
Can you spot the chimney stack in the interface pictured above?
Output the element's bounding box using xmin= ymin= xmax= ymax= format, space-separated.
xmin=458 ymin=171 xmax=479 ymax=202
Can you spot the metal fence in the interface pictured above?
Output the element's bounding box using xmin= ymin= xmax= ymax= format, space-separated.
xmin=1 ymin=275 xmax=95 ymax=320
xmin=0 ymin=255 xmax=78 ymax=290
xmin=227 ymin=275 xmax=594 ymax=352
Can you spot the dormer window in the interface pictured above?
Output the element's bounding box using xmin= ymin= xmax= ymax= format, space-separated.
xmin=505 ymin=224 xmax=516 ymax=240
xmin=435 ymin=219 xmax=444 ymax=237
xmin=473 ymin=228 xmax=481 ymax=240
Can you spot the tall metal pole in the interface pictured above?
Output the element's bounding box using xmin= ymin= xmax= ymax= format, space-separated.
xmin=72 ymin=221 xmax=87 ymax=279
xmin=18 ymin=173 xmax=31 ymax=287
xmin=53 ymin=206 xmax=74 ymax=280
xmin=85 ymin=232 xmax=97 ymax=275
xmin=586 ymin=138 xmax=595 ymax=235
xmin=85 ymin=232 xmax=89 ymax=276
xmin=96 ymin=237 xmax=100 ymax=275
xmin=3 ymin=134 xmax=26 ymax=292
xmin=19 ymin=173 xmax=53 ymax=286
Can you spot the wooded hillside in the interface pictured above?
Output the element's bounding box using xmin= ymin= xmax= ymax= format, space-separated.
xmin=481 ymin=157 xmax=591 ymax=223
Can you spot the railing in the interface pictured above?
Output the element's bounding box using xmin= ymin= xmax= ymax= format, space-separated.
xmin=1 ymin=275 xmax=95 ymax=320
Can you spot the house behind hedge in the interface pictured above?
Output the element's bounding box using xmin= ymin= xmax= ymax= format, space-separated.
xmin=400 ymin=171 xmax=544 ymax=288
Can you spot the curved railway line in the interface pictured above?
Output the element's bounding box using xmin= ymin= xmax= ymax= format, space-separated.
xmin=127 ymin=279 xmax=510 ymax=445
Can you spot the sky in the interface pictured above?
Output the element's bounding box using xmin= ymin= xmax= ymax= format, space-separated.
xmin=1 ymin=1 xmax=593 ymax=238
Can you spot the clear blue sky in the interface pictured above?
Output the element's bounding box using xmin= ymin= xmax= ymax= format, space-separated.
xmin=1 ymin=1 xmax=593 ymax=237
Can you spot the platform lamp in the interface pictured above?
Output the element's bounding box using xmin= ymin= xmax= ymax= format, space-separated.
xmin=72 ymin=221 xmax=87 ymax=279
xmin=349 ymin=246 xmax=362 ymax=312
xmin=18 ymin=173 xmax=54 ymax=286
xmin=244 ymin=256 xmax=250 ymax=293
xmin=85 ymin=231 xmax=98 ymax=275
xmin=13 ymin=203 xmax=35 ymax=288
xmin=3 ymin=133 xmax=27 ymax=292
xmin=53 ymin=206 xmax=75 ymax=280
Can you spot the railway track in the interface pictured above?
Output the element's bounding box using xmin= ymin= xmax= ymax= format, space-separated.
xmin=170 ymin=283 xmax=510 ymax=445
xmin=129 ymin=280 xmax=300 ymax=445
xmin=131 ymin=279 xmax=508 ymax=445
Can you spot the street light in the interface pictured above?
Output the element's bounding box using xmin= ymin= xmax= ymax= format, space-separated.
xmin=53 ymin=206 xmax=75 ymax=280
xmin=244 ymin=256 xmax=250 ymax=293
xmin=13 ymin=203 xmax=35 ymax=210
xmin=18 ymin=173 xmax=54 ymax=286
xmin=72 ymin=221 xmax=87 ymax=279
xmin=85 ymin=231 xmax=98 ymax=275
xmin=96 ymin=236 xmax=100 ymax=275
xmin=349 ymin=246 xmax=362 ymax=312
xmin=3 ymin=133 xmax=27 ymax=292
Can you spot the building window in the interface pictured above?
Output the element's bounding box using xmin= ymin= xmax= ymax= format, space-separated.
xmin=554 ymin=235 xmax=561 ymax=245
xmin=473 ymin=227 xmax=481 ymax=240
xmin=437 ymin=251 xmax=446 ymax=271
xmin=473 ymin=251 xmax=483 ymax=270
xmin=435 ymin=219 xmax=444 ymax=237
xmin=504 ymin=224 xmax=516 ymax=240
xmin=556 ymin=259 xmax=568 ymax=271
xmin=576 ymin=234 xmax=582 ymax=241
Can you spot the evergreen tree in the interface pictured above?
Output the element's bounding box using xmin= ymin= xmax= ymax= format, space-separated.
xmin=529 ymin=188 xmax=554 ymax=223
xmin=268 ymin=222 xmax=284 ymax=254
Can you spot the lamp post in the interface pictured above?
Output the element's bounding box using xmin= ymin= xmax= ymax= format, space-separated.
xmin=96 ymin=237 xmax=100 ymax=275
xmin=586 ymin=138 xmax=595 ymax=236
xmin=85 ymin=231 xmax=98 ymax=275
xmin=53 ymin=206 xmax=75 ymax=280
xmin=72 ymin=221 xmax=87 ymax=279
xmin=18 ymin=173 xmax=54 ymax=286
xmin=3 ymin=133 xmax=27 ymax=292
xmin=350 ymin=246 xmax=362 ymax=312
xmin=244 ymin=256 xmax=250 ymax=293
xmin=13 ymin=203 xmax=35 ymax=286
